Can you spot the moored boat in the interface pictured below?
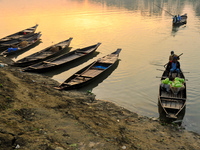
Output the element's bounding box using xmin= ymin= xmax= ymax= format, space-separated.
xmin=12 ymin=37 xmax=73 ymax=67
xmin=158 ymin=68 xmax=187 ymax=121
xmin=0 ymin=24 xmax=38 ymax=44
xmin=0 ymin=32 xmax=41 ymax=51
xmin=55 ymin=48 xmax=121 ymax=90
xmin=21 ymin=43 xmax=101 ymax=72
xmin=0 ymin=32 xmax=42 ymax=56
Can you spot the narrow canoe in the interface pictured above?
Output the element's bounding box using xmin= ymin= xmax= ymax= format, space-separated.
xmin=173 ymin=14 xmax=187 ymax=26
xmin=55 ymin=48 xmax=122 ymax=90
xmin=0 ymin=32 xmax=42 ymax=56
xmin=21 ymin=43 xmax=101 ymax=72
xmin=12 ymin=37 xmax=73 ymax=67
xmin=158 ymin=68 xmax=187 ymax=121
xmin=0 ymin=24 xmax=38 ymax=44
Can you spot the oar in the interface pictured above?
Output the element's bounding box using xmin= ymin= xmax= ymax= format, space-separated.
xmin=154 ymin=4 xmax=174 ymax=16
xmin=157 ymin=69 xmax=165 ymax=71
xmin=163 ymin=53 xmax=183 ymax=67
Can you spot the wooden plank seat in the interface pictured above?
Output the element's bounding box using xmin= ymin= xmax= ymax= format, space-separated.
xmin=75 ymin=52 xmax=85 ymax=56
xmin=162 ymin=102 xmax=183 ymax=109
xmin=28 ymin=66 xmax=37 ymax=69
xmin=160 ymin=96 xmax=186 ymax=101
xmin=76 ymin=50 xmax=89 ymax=54
xmin=62 ymin=82 xmax=72 ymax=86
xmin=81 ymin=69 xmax=103 ymax=78
xmin=43 ymin=61 xmax=58 ymax=65
xmin=74 ymin=74 xmax=93 ymax=78
xmin=79 ymin=75 xmax=93 ymax=78
xmin=163 ymin=105 xmax=182 ymax=110
xmin=161 ymin=99 xmax=182 ymax=102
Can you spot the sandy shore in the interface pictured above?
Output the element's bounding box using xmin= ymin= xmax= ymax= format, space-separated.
xmin=0 ymin=56 xmax=200 ymax=150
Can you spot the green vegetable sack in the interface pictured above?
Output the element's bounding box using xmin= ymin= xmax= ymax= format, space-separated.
xmin=175 ymin=84 xmax=183 ymax=88
xmin=164 ymin=78 xmax=169 ymax=84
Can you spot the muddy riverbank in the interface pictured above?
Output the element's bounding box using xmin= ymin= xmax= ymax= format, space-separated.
xmin=0 ymin=56 xmax=200 ymax=150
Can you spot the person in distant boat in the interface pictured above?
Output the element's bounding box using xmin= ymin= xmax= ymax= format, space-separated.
xmin=177 ymin=14 xmax=181 ymax=22
xmin=173 ymin=15 xmax=178 ymax=23
xmin=166 ymin=57 xmax=180 ymax=77
xmin=169 ymin=51 xmax=179 ymax=62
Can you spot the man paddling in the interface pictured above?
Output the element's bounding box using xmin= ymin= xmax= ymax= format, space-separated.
xmin=169 ymin=51 xmax=179 ymax=62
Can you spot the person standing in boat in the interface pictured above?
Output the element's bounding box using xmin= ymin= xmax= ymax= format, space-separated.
xmin=177 ymin=14 xmax=181 ymax=22
xmin=169 ymin=51 xmax=179 ymax=62
xmin=166 ymin=57 xmax=180 ymax=77
xmin=173 ymin=15 xmax=178 ymax=23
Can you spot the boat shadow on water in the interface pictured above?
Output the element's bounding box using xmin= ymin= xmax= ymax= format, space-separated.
xmin=78 ymin=60 xmax=120 ymax=92
xmin=7 ymin=40 xmax=42 ymax=59
xmin=42 ymin=52 xmax=100 ymax=77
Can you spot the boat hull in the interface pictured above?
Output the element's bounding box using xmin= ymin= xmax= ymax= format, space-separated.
xmin=173 ymin=14 xmax=187 ymax=26
xmin=58 ymin=59 xmax=120 ymax=90
xmin=56 ymin=49 xmax=121 ymax=90
xmin=158 ymin=69 xmax=187 ymax=123
xmin=21 ymin=43 xmax=101 ymax=73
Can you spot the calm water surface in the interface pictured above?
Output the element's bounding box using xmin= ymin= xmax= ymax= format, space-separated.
xmin=0 ymin=0 xmax=200 ymax=133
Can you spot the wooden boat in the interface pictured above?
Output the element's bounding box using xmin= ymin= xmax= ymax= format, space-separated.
xmin=0 ymin=32 xmax=42 ymax=51
xmin=0 ymin=24 xmax=38 ymax=44
xmin=21 ymin=43 xmax=101 ymax=72
xmin=0 ymin=32 xmax=42 ymax=56
xmin=172 ymin=14 xmax=187 ymax=26
xmin=158 ymin=68 xmax=187 ymax=120
xmin=55 ymin=48 xmax=121 ymax=90
xmin=12 ymin=38 xmax=73 ymax=67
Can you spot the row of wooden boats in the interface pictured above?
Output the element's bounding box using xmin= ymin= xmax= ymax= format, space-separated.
xmin=16 ymin=41 xmax=120 ymax=90
xmin=0 ymin=24 xmax=41 ymax=56
xmin=17 ymin=42 xmax=121 ymax=90
xmin=0 ymin=25 xmax=121 ymax=91
xmin=0 ymin=24 xmax=38 ymax=44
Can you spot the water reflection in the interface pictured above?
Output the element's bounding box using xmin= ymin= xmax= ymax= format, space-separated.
xmin=90 ymin=0 xmax=190 ymax=16
xmin=171 ymin=25 xmax=187 ymax=37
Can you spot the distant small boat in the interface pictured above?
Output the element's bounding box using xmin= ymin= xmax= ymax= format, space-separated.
xmin=0 ymin=32 xmax=42 ymax=56
xmin=0 ymin=24 xmax=38 ymax=44
xmin=21 ymin=43 xmax=101 ymax=72
xmin=158 ymin=68 xmax=187 ymax=120
xmin=173 ymin=14 xmax=187 ymax=26
xmin=13 ymin=38 xmax=73 ymax=67
xmin=55 ymin=48 xmax=121 ymax=90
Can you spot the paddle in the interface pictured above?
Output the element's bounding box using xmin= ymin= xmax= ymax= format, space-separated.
xmin=163 ymin=53 xmax=183 ymax=68
xmin=154 ymin=4 xmax=174 ymax=16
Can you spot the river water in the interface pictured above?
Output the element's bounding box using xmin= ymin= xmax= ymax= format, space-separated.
xmin=0 ymin=0 xmax=200 ymax=134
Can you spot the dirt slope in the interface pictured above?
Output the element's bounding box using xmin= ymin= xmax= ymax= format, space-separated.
xmin=0 ymin=56 xmax=200 ymax=150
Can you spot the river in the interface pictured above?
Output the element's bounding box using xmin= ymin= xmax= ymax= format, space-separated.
xmin=0 ymin=0 xmax=200 ymax=134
